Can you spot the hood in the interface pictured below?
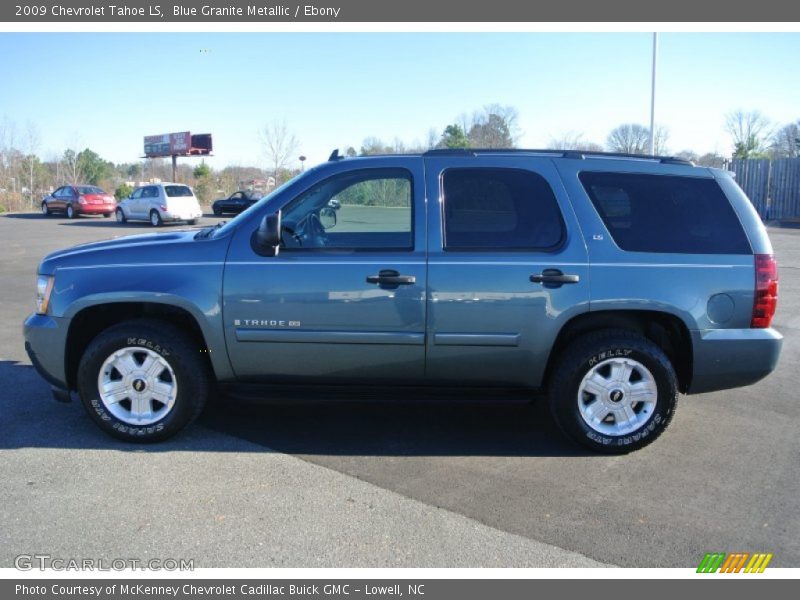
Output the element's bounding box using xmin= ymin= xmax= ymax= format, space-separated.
xmin=39 ymin=229 xmax=217 ymax=275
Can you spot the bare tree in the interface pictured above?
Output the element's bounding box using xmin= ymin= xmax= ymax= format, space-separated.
xmin=606 ymin=123 xmax=669 ymax=155
xmin=24 ymin=121 xmax=40 ymax=206
xmin=606 ymin=123 xmax=650 ymax=154
xmin=770 ymin=121 xmax=800 ymax=158
xmin=61 ymin=133 xmax=86 ymax=184
xmin=725 ymin=109 xmax=771 ymax=159
xmin=467 ymin=104 xmax=520 ymax=148
xmin=547 ymin=131 xmax=603 ymax=152
xmin=260 ymin=120 xmax=299 ymax=185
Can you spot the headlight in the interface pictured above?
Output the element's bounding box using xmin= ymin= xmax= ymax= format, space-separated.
xmin=36 ymin=275 xmax=54 ymax=315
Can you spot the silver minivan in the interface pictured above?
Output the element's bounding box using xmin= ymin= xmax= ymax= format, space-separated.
xmin=116 ymin=183 xmax=203 ymax=226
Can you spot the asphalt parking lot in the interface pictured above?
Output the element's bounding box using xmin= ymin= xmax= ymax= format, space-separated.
xmin=1 ymin=212 xmax=798 ymax=568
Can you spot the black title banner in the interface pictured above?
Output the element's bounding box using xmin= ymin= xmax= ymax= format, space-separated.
xmin=4 ymin=0 xmax=800 ymax=22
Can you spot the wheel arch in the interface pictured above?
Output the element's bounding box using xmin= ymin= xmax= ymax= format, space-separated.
xmin=546 ymin=309 xmax=693 ymax=393
xmin=65 ymin=301 xmax=218 ymax=390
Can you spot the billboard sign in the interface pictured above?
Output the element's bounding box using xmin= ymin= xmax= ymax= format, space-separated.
xmin=143 ymin=131 xmax=192 ymax=157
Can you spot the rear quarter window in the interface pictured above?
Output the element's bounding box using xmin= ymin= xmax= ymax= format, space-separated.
xmin=164 ymin=185 xmax=193 ymax=197
xmin=579 ymin=172 xmax=751 ymax=254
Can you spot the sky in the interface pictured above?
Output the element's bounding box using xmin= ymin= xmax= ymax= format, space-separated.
xmin=1 ymin=32 xmax=799 ymax=170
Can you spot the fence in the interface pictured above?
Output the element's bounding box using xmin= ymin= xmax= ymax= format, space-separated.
xmin=727 ymin=158 xmax=800 ymax=221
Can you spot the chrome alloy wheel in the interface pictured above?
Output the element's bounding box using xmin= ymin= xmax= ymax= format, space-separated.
xmin=577 ymin=357 xmax=657 ymax=436
xmin=97 ymin=347 xmax=178 ymax=426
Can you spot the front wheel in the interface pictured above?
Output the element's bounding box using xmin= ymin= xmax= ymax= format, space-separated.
xmin=547 ymin=329 xmax=678 ymax=454
xmin=150 ymin=210 xmax=163 ymax=227
xmin=76 ymin=319 xmax=210 ymax=442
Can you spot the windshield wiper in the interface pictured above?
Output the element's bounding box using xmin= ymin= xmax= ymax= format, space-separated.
xmin=194 ymin=221 xmax=225 ymax=239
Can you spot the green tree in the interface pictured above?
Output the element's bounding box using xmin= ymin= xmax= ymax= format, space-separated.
xmin=75 ymin=148 xmax=113 ymax=185
xmin=438 ymin=124 xmax=470 ymax=149
xmin=193 ymin=162 xmax=211 ymax=178
xmin=114 ymin=183 xmax=133 ymax=201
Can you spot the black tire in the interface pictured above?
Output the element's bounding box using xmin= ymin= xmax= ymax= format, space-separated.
xmin=149 ymin=210 xmax=163 ymax=227
xmin=41 ymin=202 xmax=50 ymax=216
xmin=213 ymin=206 xmax=222 ymax=216
xmin=76 ymin=319 xmax=210 ymax=443
xmin=115 ymin=208 xmax=127 ymax=224
xmin=186 ymin=219 xmax=197 ymax=225
xmin=547 ymin=329 xmax=678 ymax=454
xmin=103 ymin=212 xmax=111 ymax=218
xmin=66 ymin=204 xmax=75 ymax=219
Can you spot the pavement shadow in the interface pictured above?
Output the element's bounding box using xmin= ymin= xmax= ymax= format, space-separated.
xmin=0 ymin=360 xmax=587 ymax=457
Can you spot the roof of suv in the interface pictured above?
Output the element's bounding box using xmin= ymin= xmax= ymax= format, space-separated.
xmin=327 ymin=148 xmax=695 ymax=167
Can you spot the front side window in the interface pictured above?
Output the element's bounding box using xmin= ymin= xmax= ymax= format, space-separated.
xmin=281 ymin=168 xmax=413 ymax=250
xmin=442 ymin=168 xmax=564 ymax=250
xmin=130 ymin=188 xmax=144 ymax=199
xmin=579 ymin=172 xmax=751 ymax=254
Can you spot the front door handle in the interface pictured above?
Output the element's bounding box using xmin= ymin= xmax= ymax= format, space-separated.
xmin=530 ymin=269 xmax=580 ymax=285
xmin=366 ymin=269 xmax=416 ymax=286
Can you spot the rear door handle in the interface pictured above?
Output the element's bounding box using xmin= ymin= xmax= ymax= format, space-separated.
xmin=366 ymin=269 xmax=416 ymax=286
xmin=530 ymin=269 xmax=580 ymax=285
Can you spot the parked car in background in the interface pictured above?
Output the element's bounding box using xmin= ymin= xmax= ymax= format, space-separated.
xmin=41 ymin=185 xmax=116 ymax=219
xmin=116 ymin=183 xmax=203 ymax=226
xmin=211 ymin=190 xmax=262 ymax=216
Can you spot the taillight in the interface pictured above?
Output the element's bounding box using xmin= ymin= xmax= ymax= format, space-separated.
xmin=751 ymin=254 xmax=778 ymax=328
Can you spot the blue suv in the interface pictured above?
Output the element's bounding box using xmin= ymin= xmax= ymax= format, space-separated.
xmin=23 ymin=149 xmax=782 ymax=453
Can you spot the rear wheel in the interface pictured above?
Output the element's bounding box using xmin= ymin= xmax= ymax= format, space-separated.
xmin=547 ymin=329 xmax=677 ymax=454
xmin=115 ymin=208 xmax=127 ymax=224
xmin=41 ymin=202 xmax=50 ymax=216
xmin=103 ymin=212 xmax=111 ymax=218
xmin=213 ymin=206 xmax=222 ymax=216
xmin=66 ymin=204 xmax=75 ymax=219
xmin=149 ymin=210 xmax=163 ymax=227
xmin=186 ymin=219 xmax=197 ymax=225
xmin=76 ymin=319 xmax=209 ymax=442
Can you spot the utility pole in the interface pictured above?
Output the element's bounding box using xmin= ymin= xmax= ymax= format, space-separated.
xmin=649 ymin=32 xmax=659 ymax=156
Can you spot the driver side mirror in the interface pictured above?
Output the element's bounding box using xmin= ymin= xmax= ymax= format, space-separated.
xmin=319 ymin=207 xmax=337 ymax=230
xmin=253 ymin=210 xmax=281 ymax=257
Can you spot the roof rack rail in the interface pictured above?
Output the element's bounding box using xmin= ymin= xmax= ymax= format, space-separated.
xmin=423 ymin=149 xmax=476 ymax=156
xmin=422 ymin=147 xmax=694 ymax=166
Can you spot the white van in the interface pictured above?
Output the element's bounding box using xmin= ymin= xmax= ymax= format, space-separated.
xmin=116 ymin=183 xmax=203 ymax=226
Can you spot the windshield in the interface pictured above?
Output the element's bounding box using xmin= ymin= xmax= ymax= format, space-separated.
xmin=165 ymin=185 xmax=193 ymax=197
xmin=209 ymin=171 xmax=311 ymax=238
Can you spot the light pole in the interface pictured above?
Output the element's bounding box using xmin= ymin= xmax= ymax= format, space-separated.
xmin=299 ymin=155 xmax=306 ymax=172
xmin=649 ymin=32 xmax=659 ymax=156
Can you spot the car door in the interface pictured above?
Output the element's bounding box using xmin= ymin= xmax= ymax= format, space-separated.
xmin=49 ymin=187 xmax=65 ymax=211
xmin=223 ymin=157 xmax=427 ymax=383
xmin=62 ymin=186 xmax=77 ymax=211
xmin=423 ymin=154 xmax=590 ymax=388
xmin=126 ymin=187 xmax=145 ymax=217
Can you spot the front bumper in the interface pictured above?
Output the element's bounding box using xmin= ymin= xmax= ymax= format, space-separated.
xmin=688 ymin=327 xmax=783 ymax=394
xmin=23 ymin=313 xmax=70 ymax=390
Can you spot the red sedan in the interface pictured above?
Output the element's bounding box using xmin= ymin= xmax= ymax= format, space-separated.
xmin=41 ymin=185 xmax=117 ymax=219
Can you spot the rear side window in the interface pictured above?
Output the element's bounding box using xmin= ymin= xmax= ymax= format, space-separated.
xmin=579 ymin=172 xmax=751 ymax=254
xmin=164 ymin=185 xmax=193 ymax=197
xmin=442 ymin=168 xmax=564 ymax=250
